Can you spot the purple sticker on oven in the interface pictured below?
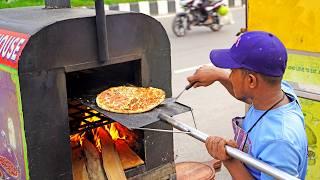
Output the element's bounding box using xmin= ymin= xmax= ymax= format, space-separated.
xmin=0 ymin=70 xmax=26 ymax=179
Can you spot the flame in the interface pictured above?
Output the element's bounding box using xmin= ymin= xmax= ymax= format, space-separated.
xmin=93 ymin=128 xmax=103 ymax=152
xmin=91 ymin=124 xmax=128 ymax=152
xmin=70 ymin=111 xmax=136 ymax=152
xmin=90 ymin=110 xmax=99 ymax=114
xmin=70 ymin=132 xmax=85 ymax=146
xmin=69 ymin=101 xmax=143 ymax=170
xmin=84 ymin=112 xmax=101 ymax=122
xmin=105 ymin=123 xmax=126 ymax=141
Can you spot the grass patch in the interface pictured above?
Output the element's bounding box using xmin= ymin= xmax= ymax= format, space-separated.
xmin=0 ymin=0 xmax=150 ymax=9
xmin=0 ymin=0 xmax=43 ymax=9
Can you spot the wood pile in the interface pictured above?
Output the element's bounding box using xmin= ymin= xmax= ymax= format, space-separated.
xmin=71 ymin=128 xmax=144 ymax=180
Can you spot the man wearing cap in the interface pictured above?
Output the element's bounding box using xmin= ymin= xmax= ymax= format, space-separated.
xmin=187 ymin=31 xmax=308 ymax=179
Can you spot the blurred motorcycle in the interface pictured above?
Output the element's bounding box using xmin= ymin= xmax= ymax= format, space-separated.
xmin=172 ymin=0 xmax=230 ymax=37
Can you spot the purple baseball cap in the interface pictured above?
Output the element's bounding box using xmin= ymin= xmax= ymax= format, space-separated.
xmin=210 ymin=31 xmax=287 ymax=77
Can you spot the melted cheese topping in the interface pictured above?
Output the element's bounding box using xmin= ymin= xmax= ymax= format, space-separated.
xmin=96 ymin=86 xmax=165 ymax=114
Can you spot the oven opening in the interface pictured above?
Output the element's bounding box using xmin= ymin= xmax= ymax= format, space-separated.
xmin=66 ymin=60 xmax=146 ymax=178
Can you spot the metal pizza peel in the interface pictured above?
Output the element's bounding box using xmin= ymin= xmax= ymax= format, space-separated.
xmin=161 ymin=81 xmax=197 ymax=105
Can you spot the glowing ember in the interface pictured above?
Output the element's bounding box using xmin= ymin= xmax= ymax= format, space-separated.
xmin=84 ymin=112 xmax=101 ymax=122
xmin=70 ymin=122 xmax=137 ymax=153
xmin=70 ymin=133 xmax=85 ymax=146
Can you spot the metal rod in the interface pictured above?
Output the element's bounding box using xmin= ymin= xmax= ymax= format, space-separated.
xmin=190 ymin=108 xmax=197 ymax=129
xmin=131 ymin=127 xmax=192 ymax=134
xmin=70 ymin=120 xmax=111 ymax=135
xmin=175 ymin=81 xmax=197 ymax=101
xmin=95 ymin=0 xmax=109 ymax=63
xmin=159 ymin=113 xmax=300 ymax=180
xmin=175 ymin=88 xmax=186 ymax=101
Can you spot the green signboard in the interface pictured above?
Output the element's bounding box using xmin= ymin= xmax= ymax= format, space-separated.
xmin=284 ymin=53 xmax=320 ymax=179
xmin=300 ymin=98 xmax=320 ymax=180
xmin=284 ymin=54 xmax=320 ymax=86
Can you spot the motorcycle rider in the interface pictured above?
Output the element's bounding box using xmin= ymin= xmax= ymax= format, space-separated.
xmin=193 ymin=0 xmax=219 ymax=24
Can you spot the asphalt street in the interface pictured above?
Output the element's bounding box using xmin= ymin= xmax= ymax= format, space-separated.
xmin=156 ymin=7 xmax=246 ymax=179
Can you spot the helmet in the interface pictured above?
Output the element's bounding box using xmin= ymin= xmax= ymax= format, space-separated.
xmin=217 ymin=5 xmax=229 ymax=16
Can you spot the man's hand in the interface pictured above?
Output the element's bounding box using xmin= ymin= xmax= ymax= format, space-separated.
xmin=205 ymin=136 xmax=238 ymax=161
xmin=187 ymin=65 xmax=229 ymax=88
xmin=206 ymin=137 xmax=254 ymax=180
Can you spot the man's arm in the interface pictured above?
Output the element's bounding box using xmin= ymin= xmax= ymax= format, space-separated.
xmin=205 ymin=136 xmax=254 ymax=180
xmin=224 ymin=159 xmax=254 ymax=180
xmin=187 ymin=65 xmax=235 ymax=95
xmin=187 ymin=65 xmax=253 ymax=104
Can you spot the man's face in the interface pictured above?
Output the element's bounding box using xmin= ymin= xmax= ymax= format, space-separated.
xmin=229 ymin=69 xmax=249 ymax=101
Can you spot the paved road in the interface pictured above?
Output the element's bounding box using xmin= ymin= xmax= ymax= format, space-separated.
xmin=156 ymin=8 xmax=246 ymax=179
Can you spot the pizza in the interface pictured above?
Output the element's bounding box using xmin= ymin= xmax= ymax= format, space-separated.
xmin=0 ymin=156 xmax=19 ymax=178
xmin=96 ymin=86 xmax=165 ymax=114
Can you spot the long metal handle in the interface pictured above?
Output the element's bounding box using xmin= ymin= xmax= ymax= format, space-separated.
xmin=185 ymin=81 xmax=197 ymax=90
xmin=175 ymin=81 xmax=198 ymax=100
xmin=159 ymin=113 xmax=300 ymax=180
xmin=131 ymin=127 xmax=191 ymax=134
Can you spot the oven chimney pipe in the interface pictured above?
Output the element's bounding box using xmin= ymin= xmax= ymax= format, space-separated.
xmin=95 ymin=0 xmax=109 ymax=63
xmin=45 ymin=0 xmax=71 ymax=8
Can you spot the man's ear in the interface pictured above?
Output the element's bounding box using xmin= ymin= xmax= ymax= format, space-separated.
xmin=247 ymin=74 xmax=257 ymax=88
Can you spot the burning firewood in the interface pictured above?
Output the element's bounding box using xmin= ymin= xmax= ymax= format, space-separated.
xmin=115 ymin=140 xmax=144 ymax=170
xmin=71 ymin=147 xmax=89 ymax=180
xmin=98 ymin=128 xmax=127 ymax=180
xmin=82 ymin=139 xmax=107 ymax=180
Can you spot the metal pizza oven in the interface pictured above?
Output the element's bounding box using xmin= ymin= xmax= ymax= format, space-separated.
xmin=0 ymin=7 xmax=177 ymax=179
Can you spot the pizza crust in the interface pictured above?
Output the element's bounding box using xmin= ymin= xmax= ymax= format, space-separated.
xmin=96 ymin=86 xmax=165 ymax=114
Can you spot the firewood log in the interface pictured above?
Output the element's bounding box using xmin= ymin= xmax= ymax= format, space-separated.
xmin=98 ymin=128 xmax=127 ymax=180
xmin=71 ymin=147 xmax=89 ymax=180
xmin=82 ymin=139 xmax=107 ymax=180
xmin=115 ymin=140 xmax=144 ymax=170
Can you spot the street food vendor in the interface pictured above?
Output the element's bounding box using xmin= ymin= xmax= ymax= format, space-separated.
xmin=187 ymin=31 xmax=308 ymax=179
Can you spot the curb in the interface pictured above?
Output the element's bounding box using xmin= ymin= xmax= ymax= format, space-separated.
xmin=104 ymin=0 xmax=245 ymax=16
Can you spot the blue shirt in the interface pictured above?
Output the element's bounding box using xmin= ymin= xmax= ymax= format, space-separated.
xmin=243 ymin=81 xmax=308 ymax=179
